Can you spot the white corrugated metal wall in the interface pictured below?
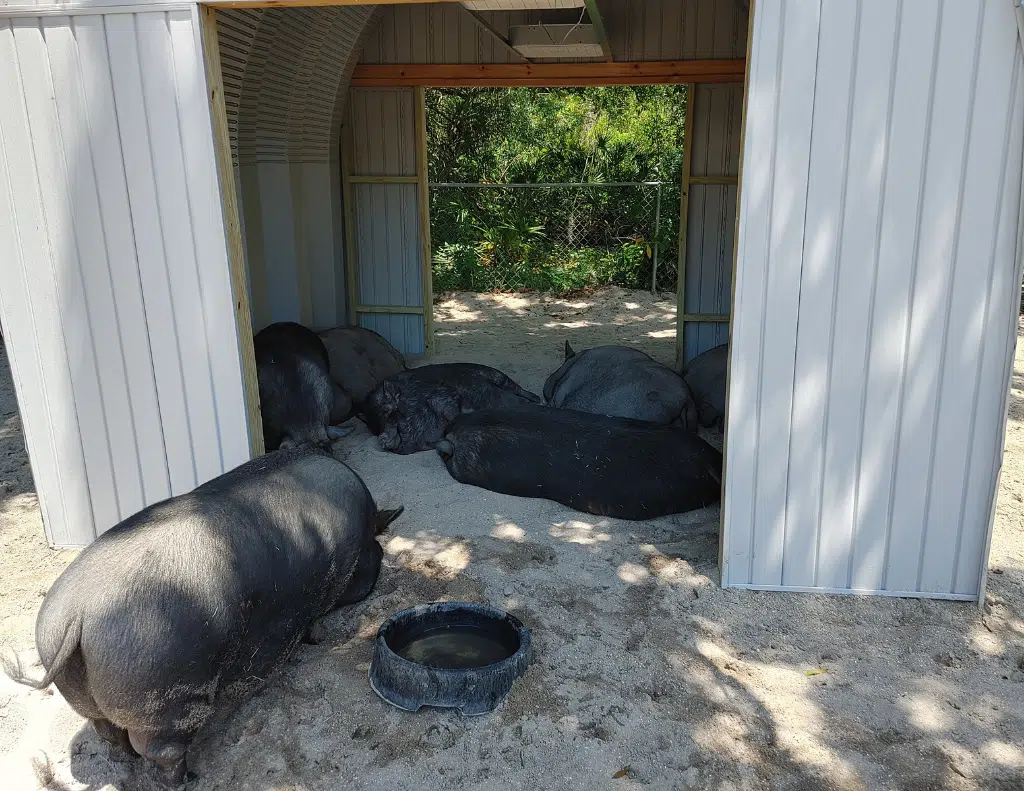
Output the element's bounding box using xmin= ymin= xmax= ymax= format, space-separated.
xmin=215 ymin=5 xmax=378 ymax=332
xmin=0 ymin=6 xmax=252 ymax=547
xmin=723 ymin=0 xmax=1024 ymax=600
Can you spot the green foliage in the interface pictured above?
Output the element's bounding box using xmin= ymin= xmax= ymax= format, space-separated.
xmin=426 ymin=86 xmax=686 ymax=294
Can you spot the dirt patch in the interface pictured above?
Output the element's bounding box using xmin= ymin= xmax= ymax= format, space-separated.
xmin=0 ymin=292 xmax=1022 ymax=791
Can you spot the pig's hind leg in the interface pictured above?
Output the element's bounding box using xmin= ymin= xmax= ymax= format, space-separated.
xmin=128 ymin=728 xmax=194 ymax=788
xmin=92 ymin=718 xmax=138 ymax=757
xmin=334 ymin=540 xmax=385 ymax=607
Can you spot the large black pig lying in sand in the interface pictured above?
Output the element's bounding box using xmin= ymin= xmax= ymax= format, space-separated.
xmin=436 ymin=403 xmax=722 ymax=519
xmin=543 ymin=342 xmax=698 ymax=429
xmin=253 ymin=321 xmax=352 ymax=450
xmin=7 ymin=448 xmax=403 ymax=787
xmin=318 ymin=326 xmax=407 ymax=422
xmin=362 ymin=362 xmax=542 ymax=454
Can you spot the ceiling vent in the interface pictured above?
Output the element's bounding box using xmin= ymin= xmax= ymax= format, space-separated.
xmin=509 ymin=23 xmax=604 ymax=59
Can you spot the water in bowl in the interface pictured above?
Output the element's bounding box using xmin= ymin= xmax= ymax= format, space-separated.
xmin=395 ymin=624 xmax=516 ymax=670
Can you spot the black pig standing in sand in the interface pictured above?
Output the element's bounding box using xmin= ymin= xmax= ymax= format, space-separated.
xmin=6 ymin=448 xmax=403 ymax=787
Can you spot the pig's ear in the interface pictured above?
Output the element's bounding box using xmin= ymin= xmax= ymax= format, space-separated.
xmin=564 ymin=340 xmax=576 ymax=360
xmin=381 ymin=380 xmax=400 ymax=406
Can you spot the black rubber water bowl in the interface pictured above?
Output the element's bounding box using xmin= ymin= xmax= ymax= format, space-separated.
xmin=369 ymin=601 xmax=531 ymax=715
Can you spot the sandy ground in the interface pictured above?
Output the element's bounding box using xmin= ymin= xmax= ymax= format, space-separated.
xmin=0 ymin=286 xmax=1022 ymax=791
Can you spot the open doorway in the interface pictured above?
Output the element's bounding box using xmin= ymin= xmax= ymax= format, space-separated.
xmin=340 ymin=78 xmax=740 ymax=392
xmin=424 ymin=84 xmax=687 ymax=386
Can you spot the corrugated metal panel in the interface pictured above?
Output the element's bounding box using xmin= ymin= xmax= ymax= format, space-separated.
xmin=358 ymin=313 xmax=425 ymax=358
xmin=353 ymin=183 xmax=424 ymax=310
xmin=223 ymin=5 xmax=378 ymax=164
xmin=681 ymin=81 xmax=742 ymax=363
xmin=689 ymin=82 xmax=743 ymax=177
xmin=348 ymin=86 xmax=427 ymax=356
xmin=215 ymin=6 xmax=377 ymax=332
xmin=350 ymin=86 xmax=417 ymax=176
xmin=360 ymin=3 xmax=519 ymax=65
xmin=0 ymin=9 xmax=251 ymax=547
xmin=213 ymin=8 xmax=260 ymax=165
xmin=602 ymin=0 xmax=748 ymax=62
xmin=681 ymin=183 xmax=736 ymax=361
xmin=723 ymin=0 xmax=1024 ymax=600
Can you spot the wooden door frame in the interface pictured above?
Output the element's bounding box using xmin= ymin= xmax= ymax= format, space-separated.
xmin=198 ymin=5 xmax=264 ymax=456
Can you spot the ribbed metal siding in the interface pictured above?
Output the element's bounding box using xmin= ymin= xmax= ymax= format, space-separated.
xmin=221 ymin=4 xmax=383 ymax=162
xmin=350 ymin=86 xmax=418 ymax=176
xmin=349 ymin=87 xmax=426 ymax=356
xmin=361 ymin=3 xmax=520 ymax=65
xmin=214 ymin=6 xmax=377 ymax=331
xmin=603 ymin=0 xmax=748 ymax=61
xmin=0 ymin=9 xmax=251 ymax=547
xmin=724 ymin=0 xmax=1024 ymax=599
xmin=682 ymin=82 xmax=743 ymax=362
xmin=359 ymin=5 xmax=604 ymax=65
xmin=358 ymin=313 xmax=426 ymax=360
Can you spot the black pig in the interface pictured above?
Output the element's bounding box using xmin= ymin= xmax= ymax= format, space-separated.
xmin=681 ymin=343 xmax=729 ymax=430
xmin=318 ymin=325 xmax=407 ymax=421
xmin=8 ymin=448 xmax=402 ymax=786
xmin=543 ymin=342 xmax=698 ymax=429
xmin=437 ymin=403 xmax=721 ymax=519
xmin=253 ymin=321 xmax=351 ymax=450
xmin=363 ymin=362 xmax=541 ymax=454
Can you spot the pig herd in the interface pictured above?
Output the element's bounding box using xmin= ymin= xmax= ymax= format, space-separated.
xmin=11 ymin=321 xmax=728 ymax=787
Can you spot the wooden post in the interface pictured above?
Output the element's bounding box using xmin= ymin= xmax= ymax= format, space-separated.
xmin=350 ymin=61 xmax=747 ymax=88
xmin=415 ymin=86 xmax=434 ymax=355
xmin=675 ymin=82 xmax=696 ymax=368
xmin=198 ymin=6 xmax=264 ymax=456
xmin=651 ymin=182 xmax=662 ymax=294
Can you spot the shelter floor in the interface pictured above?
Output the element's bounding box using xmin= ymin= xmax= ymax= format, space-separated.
xmin=1 ymin=288 xmax=1023 ymax=791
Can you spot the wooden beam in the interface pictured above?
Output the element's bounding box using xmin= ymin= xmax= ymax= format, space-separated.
xmin=675 ymin=83 xmax=695 ymax=368
xmin=459 ymin=5 xmax=531 ymax=64
xmin=414 ymin=87 xmax=435 ymax=353
xmin=348 ymin=175 xmax=420 ymax=184
xmin=583 ymin=0 xmax=614 ymax=62
xmin=341 ymin=117 xmax=360 ymax=324
xmin=206 ymin=0 xmax=461 ymax=8
xmin=199 ymin=6 xmax=264 ymax=457
xmin=355 ymin=304 xmax=425 ymax=315
xmin=690 ymin=175 xmax=740 ymax=185
xmin=351 ymin=60 xmax=747 ymax=88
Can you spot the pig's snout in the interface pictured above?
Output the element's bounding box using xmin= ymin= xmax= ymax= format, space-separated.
xmin=378 ymin=427 xmax=400 ymax=451
xmin=435 ymin=438 xmax=454 ymax=462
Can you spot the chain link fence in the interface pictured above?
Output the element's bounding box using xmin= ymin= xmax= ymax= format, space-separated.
xmin=429 ymin=182 xmax=680 ymax=295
